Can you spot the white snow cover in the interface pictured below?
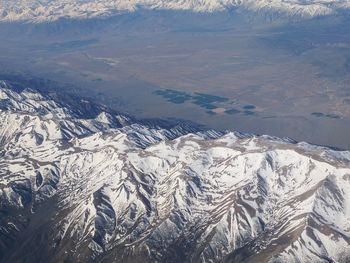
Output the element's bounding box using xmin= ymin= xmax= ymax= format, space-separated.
xmin=0 ymin=0 xmax=349 ymax=22
xmin=1 ymin=82 xmax=350 ymax=262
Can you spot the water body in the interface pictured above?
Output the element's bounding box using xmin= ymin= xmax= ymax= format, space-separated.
xmin=0 ymin=11 xmax=349 ymax=149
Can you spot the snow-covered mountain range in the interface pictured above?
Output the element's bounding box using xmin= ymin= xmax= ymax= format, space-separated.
xmin=1 ymin=0 xmax=350 ymax=22
xmin=0 ymin=80 xmax=350 ymax=263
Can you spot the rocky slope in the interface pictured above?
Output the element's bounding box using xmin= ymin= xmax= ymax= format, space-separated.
xmin=0 ymin=81 xmax=350 ymax=263
xmin=1 ymin=0 xmax=350 ymax=22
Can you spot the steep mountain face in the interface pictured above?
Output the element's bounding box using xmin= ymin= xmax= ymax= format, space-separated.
xmin=1 ymin=0 xmax=350 ymax=22
xmin=0 ymin=81 xmax=350 ymax=263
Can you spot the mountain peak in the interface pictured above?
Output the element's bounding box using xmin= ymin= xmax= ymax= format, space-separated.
xmin=0 ymin=81 xmax=350 ymax=262
xmin=0 ymin=0 xmax=349 ymax=22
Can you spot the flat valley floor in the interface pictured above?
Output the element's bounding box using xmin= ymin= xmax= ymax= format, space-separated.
xmin=1 ymin=12 xmax=350 ymax=149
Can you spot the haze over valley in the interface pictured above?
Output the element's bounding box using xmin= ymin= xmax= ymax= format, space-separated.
xmin=1 ymin=9 xmax=350 ymax=148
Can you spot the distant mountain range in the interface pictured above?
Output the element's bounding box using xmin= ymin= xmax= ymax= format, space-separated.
xmin=1 ymin=80 xmax=350 ymax=262
xmin=1 ymin=0 xmax=350 ymax=22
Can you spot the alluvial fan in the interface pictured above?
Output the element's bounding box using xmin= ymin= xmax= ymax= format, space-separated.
xmin=0 ymin=80 xmax=350 ymax=263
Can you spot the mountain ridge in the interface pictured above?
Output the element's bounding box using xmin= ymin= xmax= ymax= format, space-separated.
xmin=0 ymin=81 xmax=350 ymax=262
xmin=1 ymin=0 xmax=350 ymax=22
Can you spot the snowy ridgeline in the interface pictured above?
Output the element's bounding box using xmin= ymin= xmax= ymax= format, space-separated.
xmin=0 ymin=81 xmax=350 ymax=262
xmin=1 ymin=0 xmax=350 ymax=22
